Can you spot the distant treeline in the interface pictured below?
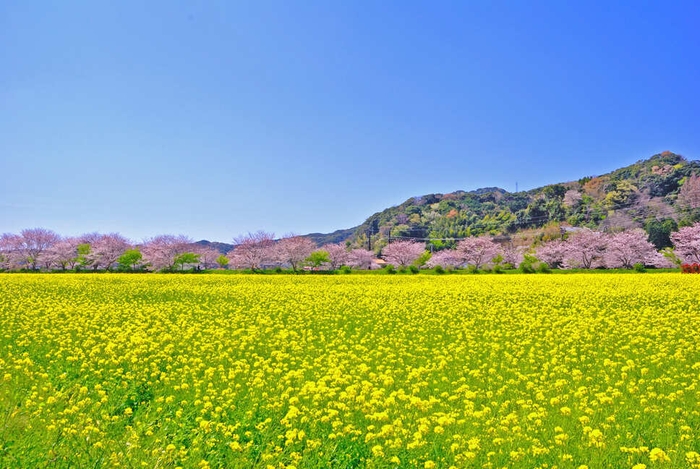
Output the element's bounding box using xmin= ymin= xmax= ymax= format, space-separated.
xmin=2 ymin=221 xmax=700 ymax=273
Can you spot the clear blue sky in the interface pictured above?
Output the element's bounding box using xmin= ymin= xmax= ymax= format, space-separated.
xmin=2 ymin=1 xmax=699 ymax=242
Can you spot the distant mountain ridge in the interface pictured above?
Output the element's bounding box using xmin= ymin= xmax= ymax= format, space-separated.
xmin=198 ymin=151 xmax=700 ymax=253
xmin=303 ymin=228 xmax=357 ymax=246
xmin=194 ymin=240 xmax=234 ymax=255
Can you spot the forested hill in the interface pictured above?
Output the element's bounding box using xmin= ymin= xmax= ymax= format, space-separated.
xmin=195 ymin=151 xmax=700 ymax=253
xmin=303 ymin=228 xmax=357 ymax=247
xmin=346 ymin=151 xmax=700 ymax=250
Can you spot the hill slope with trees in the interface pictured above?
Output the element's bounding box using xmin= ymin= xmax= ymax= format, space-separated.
xmin=346 ymin=151 xmax=700 ymax=251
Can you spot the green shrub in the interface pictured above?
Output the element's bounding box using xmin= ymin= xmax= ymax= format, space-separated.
xmin=519 ymin=254 xmax=539 ymax=273
xmin=413 ymin=251 xmax=432 ymax=268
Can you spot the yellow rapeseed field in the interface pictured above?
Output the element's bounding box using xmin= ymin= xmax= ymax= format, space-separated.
xmin=1 ymin=274 xmax=699 ymax=468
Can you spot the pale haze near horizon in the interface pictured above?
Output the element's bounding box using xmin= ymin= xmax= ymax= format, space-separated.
xmin=2 ymin=1 xmax=699 ymax=243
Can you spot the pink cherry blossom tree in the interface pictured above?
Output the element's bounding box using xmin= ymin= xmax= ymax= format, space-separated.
xmin=561 ymin=228 xmax=606 ymax=269
xmin=80 ymin=232 xmax=103 ymax=245
xmin=86 ymin=233 xmax=131 ymax=271
xmin=40 ymin=237 xmax=83 ymax=271
xmin=498 ymin=244 xmax=525 ymax=268
xmin=604 ymin=228 xmax=660 ymax=268
xmin=563 ymin=189 xmax=583 ymax=208
xmin=456 ymin=236 xmax=499 ymax=269
xmin=192 ymin=245 xmax=222 ymax=270
xmin=678 ymin=174 xmax=700 ymax=209
xmin=227 ymin=231 xmax=276 ymax=271
xmin=535 ymin=239 xmax=568 ymax=269
xmin=141 ymin=234 xmax=192 ymax=271
xmin=18 ymin=228 xmax=61 ymax=270
xmin=0 ymin=233 xmax=24 ymax=270
xmin=274 ymin=235 xmax=317 ymax=271
xmin=425 ymin=249 xmax=462 ymax=269
xmin=671 ymin=222 xmax=700 ymax=264
xmin=381 ymin=240 xmax=426 ymax=267
xmin=348 ymin=248 xmax=376 ymax=270
xmin=323 ymin=243 xmax=351 ymax=269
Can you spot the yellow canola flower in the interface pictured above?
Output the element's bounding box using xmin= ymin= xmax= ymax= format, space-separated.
xmin=371 ymin=445 xmax=384 ymax=457
xmin=2 ymin=273 xmax=700 ymax=468
xmin=649 ymin=448 xmax=670 ymax=463
xmin=588 ymin=429 xmax=605 ymax=448
xmin=687 ymin=452 xmax=700 ymax=469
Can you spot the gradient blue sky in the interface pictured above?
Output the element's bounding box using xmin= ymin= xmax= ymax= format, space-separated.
xmin=2 ymin=1 xmax=699 ymax=242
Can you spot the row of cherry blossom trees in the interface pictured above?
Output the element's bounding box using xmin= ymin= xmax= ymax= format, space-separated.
xmin=533 ymin=223 xmax=698 ymax=269
xmin=2 ymin=222 xmax=700 ymax=272
xmin=0 ymin=228 xmax=378 ymax=272
xmin=425 ymin=237 xmax=509 ymax=269
xmin=0 ymin=229 xmax=223 ymax=272
xmin=227 ymin=231 xmax=377 ymax=271
xmin=534 ymin=228 xmax=670 ymax=269
xmin=374 ymin=223 xmax=700 ymax=271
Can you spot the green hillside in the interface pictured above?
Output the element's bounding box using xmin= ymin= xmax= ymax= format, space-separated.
xmin=348 ymin=151 xmax=700 ymax=251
